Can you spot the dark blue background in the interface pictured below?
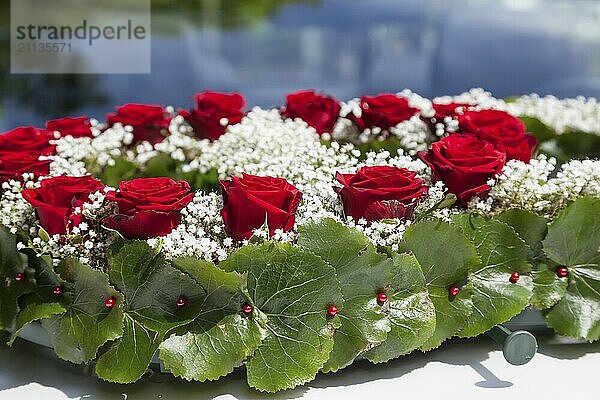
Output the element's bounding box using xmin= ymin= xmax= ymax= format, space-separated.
xmin=2 ymin=0 xmax=599 ymax=130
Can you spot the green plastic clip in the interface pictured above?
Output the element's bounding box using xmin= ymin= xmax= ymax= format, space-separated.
xmin=487 ymin=325 xmax=537 ymax=366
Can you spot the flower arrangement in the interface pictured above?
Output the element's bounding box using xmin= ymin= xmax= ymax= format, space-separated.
xmin=0 ymin=88 xmax=599 ymax=393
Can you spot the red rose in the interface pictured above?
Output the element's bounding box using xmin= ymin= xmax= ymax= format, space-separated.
xmin=335 ymin=166 xmax=428 ymax=222
xmin=432 ymin=102 xmax=470 ymax=122
xmin=107 ymin=104 xmax=171 ymax=144
xmin=180 ymin=91 xmax=245 ymax=141
xmin=282 ymin=90 xmax=340 ymax=134
xmin=0 ymin=151 xmax=51 ymax=183
xmin=350 ymin=94 xmax=420 ymax=131
xmin=103 ymin=177 xmax=194 ymax=239
xmin=418 ymin=134 xmax=506 ymax=204
xmin=457 ymin=110 xmax=537 ymax=162
xmin=220 ymin=173 xmax=302 ymax=241
xmin=21 ymin=175 xmax=104 ymax=235
xmin=46 ymin=116 xmax=93 ymax=138
xmin=0 ymin=126 xmax=55 ymax=155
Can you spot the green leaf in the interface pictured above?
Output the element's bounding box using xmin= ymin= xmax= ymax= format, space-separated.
xmin=451 ymin=215 xmax=533 ymax=337
xmin=179 ymin=168 xmax=219 ymax=192
xmin=0 ymin=227 xmax=34 ymax=330
xmin=8 ymin=302 xmax=65 ymax=346
xmin=19 ymin=250 xmax=62 ymax=304
xmin=159 ymin=257 xmax=264 ymax=382
xmin=41 ymin=258 xmax=124 ymax=364
xmin=403 ymin=219 xmax=479 ymax=350
xmin=542 ymin=197 xmax=600 ymax=341
xmin=298 ymin=219 xmax=392 ymax=372
xmin=141 ymin=153 xmax=179 ymax=178
xmin=101 ymin=157 xmax=137 ymax=187
xmin=363 ymin=253 xmax=436 ymax=363
xmin=518 ymin=116 xmax=557 ymax=142
xmin=105 ymin=240 xmax=206 ymax=333
xmin=555 ymin=130 xmax=600 ymax=161
xmin=357 ymin=137 xmax=404 ymax=159
xmin=95 ymin=314 xmax=162 ymax=383
xmin=95 ymin=240 xmax=206 ymax=383
xmin=9 ymin=252 xmax=66 ymax=346
xmin=220 ymin=242 xmax=343 ymax=393
xmin=497 ymin=208 xmax=548 ymax=266
xmin=531 ymin=269 xmax=567 ymax=309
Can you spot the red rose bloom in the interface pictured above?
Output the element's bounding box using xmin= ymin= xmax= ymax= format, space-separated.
xmin=432 ymin=102 xmax=470 ymax=122
xmin=457 ymin=109 xmax=537 ymax=162
xmin=336 ymin=166 xmax=428 ymax=222
xmin=180 ymin=91 xmax=245 ymax=141
xmin=418 ymin=134 xmax=506 ymax=204
xmin=0 ymin=126 xmax=56 ymax=155
xmin=46 ymin=116 xmax=93 ymax=138
xmin=21 ymin=175 xmax=104 ymax=235
xmin=220 ymin=173 xmax=302 ymax=241
xmin=103 ymin=177 xmax=194 ymax=239
xmin=0 ymin=151 xmax=51 ymax=183
xmin=350 ymin=94 xmax=420 ymax=131
xmin=107 ymin=104 xmax=171 ymax=144
xmin=282 ymin=90 xmax=340 ymax=134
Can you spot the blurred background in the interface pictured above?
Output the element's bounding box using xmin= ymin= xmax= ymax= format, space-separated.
xmin=1 ymin=0 xmax=600 ymax=130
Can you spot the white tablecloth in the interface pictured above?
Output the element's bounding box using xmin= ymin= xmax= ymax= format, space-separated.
xmin=1 ymin=333 xmax=598 ymax=400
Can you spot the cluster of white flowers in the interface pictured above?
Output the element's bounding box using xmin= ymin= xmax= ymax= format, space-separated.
xmin=51 ymin=123 xmax=134 ymax=173
xmin=435 ymin=88 xmax=600 ymax=135
xmin=0 ymin=176 xmax=36 ymax=235
xmin=186 ymin=108 xmax=360 ymax=226
xmin=5 ymin=186 xmax=116 ymax=268
xmin=150 ymin=191 xmax=233 ymax=262
xmin=469 ymin=155 xmax=600 ymax=217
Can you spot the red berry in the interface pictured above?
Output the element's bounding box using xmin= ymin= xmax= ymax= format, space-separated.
xmin=509 ymin=272 xmax=520 ymax=284
xmin=327 ymin=305 xmax=338 ymax=317
xmin=556 ymin=266 xmax=569 ymax=278
xmin=53 ymin=285 xmax=63 ymax=295
xmin=14 ymin=272 xmax=25 ymax=282
xmin=377 ymin=292 xmax=388 ymax=304
xmin=449 ymin=285 xmax=460 ymax=297
xmin=104 ymin=297 xmax=116 ymax=309
xmin=176 ymin=296 xmax=187 ymax=308
xmin=242 ymin=303 xmax=253 ymax=315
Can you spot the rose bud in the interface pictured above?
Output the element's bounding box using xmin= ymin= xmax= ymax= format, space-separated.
xmin=350 ymin=94 xmax=420 ymax=131
xmin=22 ymin=175 xmax=104 ymax=235
xmin=457 ymin=109 xmax=537 ymax=162
xmin=282 ymin=90 xmax=340 ymax=135
xmin=220 ymin=173 xmax=302 ymax=241
xmin=46 ymin=116 xmax=94 ymax=138
xmin=180 ymin=91 xmax=245 ymax=141
xmin=102 ymin=177 xmax=194 ymax=239
xmin=418 ymin=134 xmax=506 ymax=205
xmin=107 ymin=104 xmax=171 ymax=144
xmin=335 ymin=166 xmax=428 ymax=222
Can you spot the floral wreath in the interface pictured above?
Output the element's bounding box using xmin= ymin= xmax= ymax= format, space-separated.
xmin=0 ymin=88 xmax=599 ymax=393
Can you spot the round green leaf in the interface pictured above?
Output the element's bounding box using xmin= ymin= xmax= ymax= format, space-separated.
xmin=497 ymin=208 xmax=548 ymax=266
xmin=0 ymin=227 xmax=34 ymax=330
xmin=41 ymin=258 xmax=124 ymax=364
xmin=452 ymin=214 xmax=533 ymax=337
xmin=96 ymin=240 xmax=207 ymax=383
xmin=159 ymin=257 xmax=264 ymax=382
xmin=220 ymin=242 xmax=343 ymax=393
xmin=542 ymin=197 xmax=600 ymax=341
xmin=403 ymin=219 xmax=479 ymax=350
xmin=298 ymin=219 xmax=393 ymax=372
xmin=363 ymin=253 xmax=436 ymax=363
